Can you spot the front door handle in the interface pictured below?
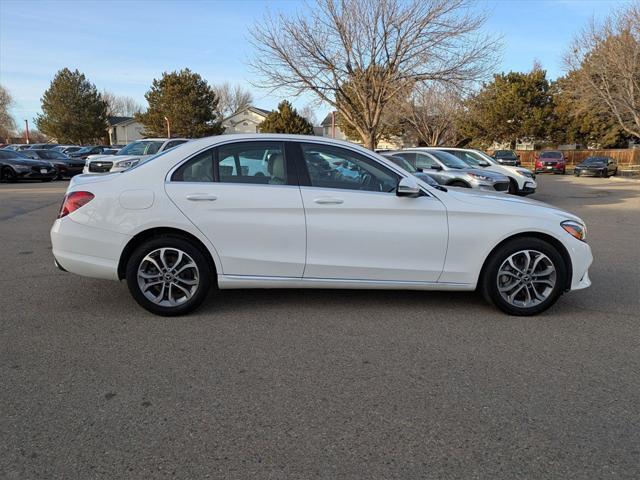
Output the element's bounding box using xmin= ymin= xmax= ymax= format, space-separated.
xmin=314 ymin=196 xmax=344 ymax=205
xmin=186 ymin=194 xmax=217 ymax=202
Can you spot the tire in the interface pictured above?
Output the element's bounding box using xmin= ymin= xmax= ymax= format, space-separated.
xmin=448 ymin=180 xmax=469 ymax=188
xmin=507 ymin=178 xmax=518 ymax=195
xmin=125 ymin=235 xmax=213 ymax=316
xmin=574 ymin=171 xmax=580 ymax=177
xmin=480 ymin=237 xmax=567 ymax=316
xmin=1 ymin=167 xmax=17 ymax=183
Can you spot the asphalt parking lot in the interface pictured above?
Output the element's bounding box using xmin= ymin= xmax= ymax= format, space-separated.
xmin=1 ymin=175 xmax=639 ymax=479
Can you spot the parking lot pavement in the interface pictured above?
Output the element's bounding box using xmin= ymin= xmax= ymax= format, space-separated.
xmin=1 ymin=176 xmax=639 ymax=479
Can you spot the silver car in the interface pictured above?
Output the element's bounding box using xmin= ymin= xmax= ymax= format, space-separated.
xmin=384 ymin=150 xmax=510 ymax=192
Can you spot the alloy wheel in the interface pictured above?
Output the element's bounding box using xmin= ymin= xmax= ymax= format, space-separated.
xmin=137 ymin=248 xmax=199 ymax=307
xmin=496 ymin=249 xmax=556 ymax=308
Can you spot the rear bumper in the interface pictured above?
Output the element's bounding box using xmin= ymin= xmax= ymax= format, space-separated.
xmin=50 ymin=217 xmax=130 ymax=280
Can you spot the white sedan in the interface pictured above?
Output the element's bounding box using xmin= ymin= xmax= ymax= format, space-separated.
xmin=51 ymin=134 xmax=592 ymax=317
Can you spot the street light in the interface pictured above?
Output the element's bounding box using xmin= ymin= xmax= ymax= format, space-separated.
xmin=164 ymin=116 xmax=171 ymax=138
xmin=24 ymin=119 xmax=30 ymax=144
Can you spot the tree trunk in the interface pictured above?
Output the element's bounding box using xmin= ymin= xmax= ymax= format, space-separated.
xmin=363 ymin=131 xmax=377 ymax=150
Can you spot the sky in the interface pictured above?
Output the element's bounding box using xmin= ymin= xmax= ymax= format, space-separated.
xmin=0 ymin=0 xmax=624 ymax=128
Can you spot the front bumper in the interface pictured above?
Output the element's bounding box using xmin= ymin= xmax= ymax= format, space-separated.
xmin=566 ymin=236 xmax=593 ymax=291
xmin=575 ymin=168 xmax=607 ymax=176
xmin=535 ymin=164 xmax=565 ymax=173
xmin=14 ymin=168 xmax=57 ymax=180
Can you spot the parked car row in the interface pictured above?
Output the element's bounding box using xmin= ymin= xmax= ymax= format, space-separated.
xmin=382 ymin=147 xmax=537 ymax=195
xmin=0 ymin=139 xmax=189 ymax=182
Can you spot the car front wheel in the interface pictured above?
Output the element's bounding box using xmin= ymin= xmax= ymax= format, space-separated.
xmin=480 ymin=237 xmax=567 ymax=316
xmin=126 ymin=235 xmax=213 ymax=316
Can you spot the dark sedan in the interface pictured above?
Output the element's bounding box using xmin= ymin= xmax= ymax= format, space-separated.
xmin=20 ymin=149 xmax=86 ymax=179
xmin=574 ymin=156 xmax=618 ymax=177
xmin=0 ymin=150 xmax=57 ymax=182
xmin=68 ymin=145 xmax=112 ymax=160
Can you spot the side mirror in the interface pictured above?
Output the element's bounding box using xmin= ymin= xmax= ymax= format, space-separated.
xmin=396 ymin=177 xmax=421 ymax=198
xmin=431 ymin=164 xmax=443 ymax=171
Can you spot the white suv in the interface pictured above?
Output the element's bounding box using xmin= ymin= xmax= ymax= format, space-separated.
xmin=420 ymin=147 xmax=537 ymax=195
xmin=83 ymin=138 xmax=189 ymax=174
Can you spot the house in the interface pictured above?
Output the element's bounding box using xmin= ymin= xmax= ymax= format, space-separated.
xmin=319 ymin=111 xmax=406 ymax=149
xmin=320 ymin=112 xmax=348 ymax=140
xmin=107 ymin=116 xmax=144 ymax=145
xmin=222 ymin=106 xmax=271 ymax=134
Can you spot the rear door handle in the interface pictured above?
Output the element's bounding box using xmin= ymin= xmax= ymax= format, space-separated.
xmin=186 ymin=194 xmax=217 ymax=201
xmin=314 ymin=196 xmax=344 ymax=205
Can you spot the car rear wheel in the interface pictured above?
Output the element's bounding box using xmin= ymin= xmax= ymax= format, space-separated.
xmin=126 ymin=235 xmax=213 ymax=316
xmin=480 ymin=237 xmax=567 ymax=316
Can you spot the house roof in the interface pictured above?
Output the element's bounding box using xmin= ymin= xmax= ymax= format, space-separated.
xmin=222 ymin=106 xmax=271 ymax=123
xmin=107 ymin=116 xmax=135 ymax=126
xmin=321 ymin=111 xmax=337 ymax=127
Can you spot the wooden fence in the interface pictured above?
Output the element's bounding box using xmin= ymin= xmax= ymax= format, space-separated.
xmin=513 ymin=149 xmax=640 ymax=169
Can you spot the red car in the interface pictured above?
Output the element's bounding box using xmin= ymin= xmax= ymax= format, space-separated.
xmin=534 ymin=151 xmax=566 ymax=174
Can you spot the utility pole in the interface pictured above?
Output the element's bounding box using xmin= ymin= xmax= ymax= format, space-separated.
xmin=331 ymin=111 xmax=336 ymax=139
xmin=24 ymin=119 xmax=30 ymax=144
xmin=164 ymin=116 xmax=171 ymax=138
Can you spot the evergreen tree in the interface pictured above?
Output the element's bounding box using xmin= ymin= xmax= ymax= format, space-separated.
xmin=35 ymin=68 xmax=108 ymax=144
xmin=136 ymin=69 xmax=224 ymax=138
xmin=258 ymin=100 xmax=314 ymax=134
xmin=457 ymin=68 xmax=554 ymax=148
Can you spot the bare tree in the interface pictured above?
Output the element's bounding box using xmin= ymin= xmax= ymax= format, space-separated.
xmin=564 ymin=2 xmax=640 ymax=139
xmin=214 ymin=82 xmax=254 ymax=118
xmin=0 ymin=85 xmax=17 ymax=141
xmin=102 ymin=90 xmax=144 ymax=117
xmin=402 ymin=84 xmax=462 ymax=146
xmin=299 ymin=103 xmax=318 ymax=126
xmin=250 ymin=0 xmax=498 ymax=149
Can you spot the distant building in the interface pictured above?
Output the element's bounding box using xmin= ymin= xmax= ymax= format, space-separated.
xmin=222 ymin=106 xmax=271 ymax=134
xmin=107 ymin=116 xmax=144 ymax=145
xmin=320 ymin=112 xmax=348 ymax=140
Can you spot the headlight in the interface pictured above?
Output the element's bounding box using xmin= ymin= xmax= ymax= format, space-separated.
xmin=114 ymin=159 xmax=140 ymax=169
xmin=561 ymin=220 xmax=587 ymax=242
xmin=517 ymin=169 xmax=534 ymax=179
xmin=467 ymin=172 xmax=493 ymax=182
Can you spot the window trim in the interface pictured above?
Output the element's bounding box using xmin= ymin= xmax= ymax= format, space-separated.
xmin=167 ymin=139 xmax=297 ymax=186
xmin=291 ymin=141 xmax=400 ymax=194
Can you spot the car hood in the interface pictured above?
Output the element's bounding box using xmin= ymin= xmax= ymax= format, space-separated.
xmin=464 ymin=168 xmax=509 ymax=180
xmin=6 ymin=158 xmax=52 ymax=168
xmin=441 ymin=186 xmax=583 ymax=223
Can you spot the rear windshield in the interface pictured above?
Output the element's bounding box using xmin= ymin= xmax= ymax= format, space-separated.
xmin=540 ymin=151 xmax=562 ymax=159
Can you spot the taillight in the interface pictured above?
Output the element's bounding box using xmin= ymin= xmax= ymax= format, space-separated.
xmin=58 ymin=191 xmax=94 ymax=218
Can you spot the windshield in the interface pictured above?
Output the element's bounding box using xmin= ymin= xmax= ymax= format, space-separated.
xmin=118 ymin=141 xmax=164 ymax=156
xmin=582 ymin=157 xmax=608 ymax=165
xmin=440 ymin=149 xmax=490 ymax=167
xmin=540 ymin=151 xmax=562 ymax=159
xmin=75 ymin=146 xmax=95 ymax=154
xmin=429 ymin=150 xmax=469 ymax=169
xmin=385 ymin=154 xmax=417 ymax=173
xmin=495 ymin=150 xmax=516 ymax=159
xmin=39 ymin=150 xmax=67 ymax=159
